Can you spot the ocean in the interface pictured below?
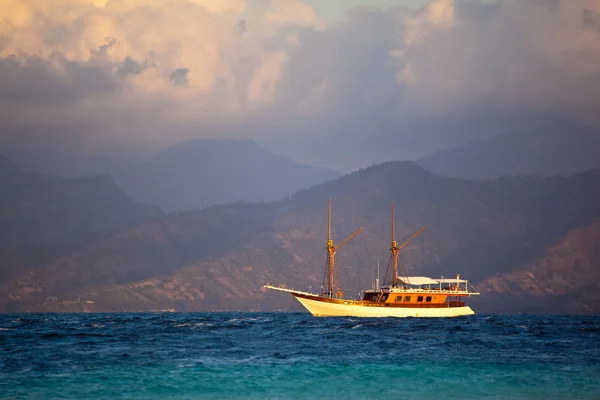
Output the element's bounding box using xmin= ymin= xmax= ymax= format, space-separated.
xmin=0 ymin=313 xmax=599 ymax=399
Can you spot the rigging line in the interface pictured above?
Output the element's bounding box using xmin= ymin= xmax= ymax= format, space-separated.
xmin=421 ymin=231 xmax=442 ymax=278
xmin=362 ymin=242 xmax=373 ymax=290
xmin=468 ymin=281 xmax=481 ymax=293
xmin=421 ymin=232 xmax=434 ymax=277
xmin=332 ymin=229 xmax=363 ymax=244
xmin=275 ymin=242 xmax=326 ymax=290
xmin=396 ymin=248 xmax=409 ymax=281
xmin=421 ymin=231 xmax=425 ymax=271
xmin=320 ymin=255 xmax=329 ymax=295
xmin=398 ymin=257 xmax=408 ymax=282
xmin=383 ymin=252 xmax=394 ymax=286
xmin=357 ymin=236 xmax=379 ymax=244
xmin=336 ymin=252 xmax=357 ymax=296
xmin=397 ymin=230 xmax=421 ymax=245
xmin=288 ymin=246 xmax=323 ymax=274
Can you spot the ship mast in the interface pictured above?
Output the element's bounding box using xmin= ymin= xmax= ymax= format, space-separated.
xmin=323 ymin=199 xmax=363 ymax=298
xmin=391 ymin=202 xmax=399 ymax=287
xmin=389 ymin=202 xmax=425 ymax=287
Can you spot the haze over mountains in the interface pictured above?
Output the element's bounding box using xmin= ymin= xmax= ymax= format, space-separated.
xmin=478 ymin=220 xmax=600 ymax=314
xmin=0 ymin=155 xmax=163 ymax=283
xmin=1 ymin=158 xmax=598 ymax=314
xmin=418 ymin=121 xmax=600 ymax=179
xmin=7 ymin=139 xmax=340 ymax=212
xmin=1 ymin=0 xmax=599 ymax=316
xmin=0 ymin=155 xmax=162 ymax=245
xmin=1 ymin=119 xmax=599 ymax=314
xmin=112 ymin=139 xmax=340 ymax=212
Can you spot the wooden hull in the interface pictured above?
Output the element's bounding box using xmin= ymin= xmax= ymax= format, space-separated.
xmin=295 ymin=294 xmax=474 ymax=318
xmin=265 ymin=286 xmax=475 ymax=318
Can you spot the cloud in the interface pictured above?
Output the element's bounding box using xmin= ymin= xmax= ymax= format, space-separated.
xmin=115 ymin=56 xmax=147 ymax=78
xmin=265 ymin=0 xmax=324 ymax=29
xmin=247 ymin=51 xmax=287 ymax=104
xmin=390 ymin=0 xmax=600 ymax=120
xmin=0 ymin=0 xmax=599 ymax=171
xmin=169 ymin=68 xmax=190 ymax=87
xmin=0 ymin=54 xmax=116 ymax=104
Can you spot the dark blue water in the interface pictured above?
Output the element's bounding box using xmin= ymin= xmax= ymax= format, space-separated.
xmin=1 ymin=313 xmax=599 ymax=399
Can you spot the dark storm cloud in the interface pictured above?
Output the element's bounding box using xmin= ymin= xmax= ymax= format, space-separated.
xmin=273 ymin=8 xmax=402 ymax=116
xmin=257 ymin=0 xmax=600 ymax=169
xmin=0 ymin=55 xmax=119 ymax=105
xmin=169 ymin=68 xmax=190 ymax=87
xmin=96 ymin=37 xmax=118 ymax=57
xmin=0 ymin=0 xmax=599 ymax=173
xmin=116 ymin=57 xmax=147 ymax=78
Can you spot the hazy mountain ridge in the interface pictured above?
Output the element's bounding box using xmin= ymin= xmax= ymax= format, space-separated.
xmin=475 ymin=220 xmax=600 ymax=314
xmin=113 ymin=138 xmax=341 ymax=212
xmin=2 ymin=161 xmax=599 ymax=313
xmin=0 ymin=155 xmax=164 ymax=282
xmin=0 ymin=159 xmax=163 ymax=245
xmin=3 ymin=151 xmax=140 ymax=179
xmin=417 ymin=120 xmax=600 ymax=179
xmin=0 ymin=155 xmax=20 ymax=184
xmin=2 ymin=203 xmax=280 ymax=311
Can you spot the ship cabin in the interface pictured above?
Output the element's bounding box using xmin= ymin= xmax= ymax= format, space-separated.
xmin=362 ymin=276 xmax=477 ymax=307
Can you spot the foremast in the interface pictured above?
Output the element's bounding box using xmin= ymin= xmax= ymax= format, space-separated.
xmin=391 ymin=202 xmax=399 ymax=287
xmin=323 ymin=199 xmax=363 ymax=298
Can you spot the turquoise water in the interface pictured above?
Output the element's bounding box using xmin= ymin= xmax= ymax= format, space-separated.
xmin=1 ymin=313 xmax=599 ymax=399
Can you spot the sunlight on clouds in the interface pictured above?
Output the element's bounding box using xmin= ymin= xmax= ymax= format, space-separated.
xmin=247 ymin=51 xmax=288 ymax=105
xmin=1 ymin=0 xmax=599 ymax=164
xmin=266 ymin=0 xmax=324 ymax=29
xmin=0 ymin=0 xmax=310 ymax=111
xmin=186 ymin=0 xmax=246 ymax=14
xmin=402 ymin=0 xmax=455 ymax=48
xmin=426 ymin=0 xmax=454 ymax=26
xmin=389 ymin=0 xmax=600 ymax=121
xmin=390 ymin=0 xmax=456 ymax=87
xmin=0 ymin=0 xmax=34 ymax=28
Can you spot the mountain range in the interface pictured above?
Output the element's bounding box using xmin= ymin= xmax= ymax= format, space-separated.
xmin=112 ymin=138 xmax=340 ymax=212
xmin=417 ymin=120 xmax=600 ymax=179
xmin=2 ymin=161 xmax=598 ymax=313
xmin=1 ymin=119 xmax=599 ymax=314
xmin=0 ymin=155 xmax=163 ymax=282
xmin=7 ymin=139 xmax=341 ymax=212
xmin=476 ymin=220 xmax=600 ymax=314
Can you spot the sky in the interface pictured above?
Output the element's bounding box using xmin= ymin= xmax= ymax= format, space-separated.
xmin=245 ymin=0 xmax=429 ymax=23
xmin=1 ymin=0 xmax=599 ymax=172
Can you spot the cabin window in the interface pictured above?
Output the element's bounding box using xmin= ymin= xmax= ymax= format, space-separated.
xmin=380 ymin=294 xmax=389 ymax=302
xmin=417 ymin=296 xmax=423 ymax=302
xmin=395 ymin=296 xmax=402 ymax=302
xmin=426 ymin=296 xmax=432 ymax=302
xmin=364 ymin=293 xmax=378 ymax=302
xmin=404 ymin=296 xmax=411 ymax=302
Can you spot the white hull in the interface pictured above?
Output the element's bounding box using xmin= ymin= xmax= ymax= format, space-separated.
xmin=295 ymin=295 xmax=474 ymax=318
xmin=265 ymin=286 xmax=475 ymax=318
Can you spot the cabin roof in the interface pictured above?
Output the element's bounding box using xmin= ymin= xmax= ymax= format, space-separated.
xmin=436 ymin=278 xmax=468 ymax=284
xmin=398 ymin=276 xmax=468 ymax=285
xmin=398 ymin=276 xmax=439 ymax=285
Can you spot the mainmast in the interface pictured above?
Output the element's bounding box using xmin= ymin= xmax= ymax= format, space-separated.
xmin=388 ymin=202 xmax=425 ymax=287
xmin=323 ymin=199 xmax=363 ymax=298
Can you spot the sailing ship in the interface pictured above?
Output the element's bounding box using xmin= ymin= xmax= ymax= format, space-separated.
xmin=264 ymin=199 xmax=480 ymax=317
